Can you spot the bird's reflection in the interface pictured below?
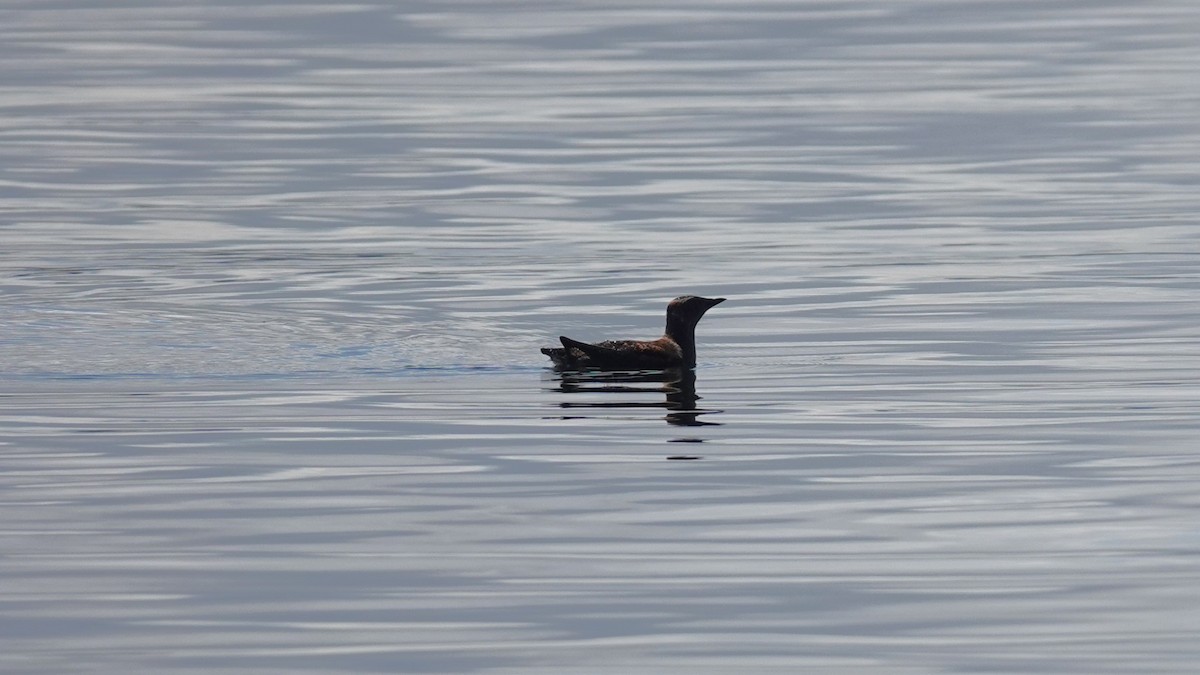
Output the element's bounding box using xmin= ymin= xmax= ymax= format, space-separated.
xmin=547 ymin=367 xmax=722 ymax=431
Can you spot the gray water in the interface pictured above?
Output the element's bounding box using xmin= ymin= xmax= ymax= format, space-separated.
xmin=3 ymin=1 xmax=1200 ymax=673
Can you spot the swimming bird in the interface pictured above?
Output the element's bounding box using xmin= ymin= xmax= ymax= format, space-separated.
xmin=541 ymin=295 xmax=725 ymax=370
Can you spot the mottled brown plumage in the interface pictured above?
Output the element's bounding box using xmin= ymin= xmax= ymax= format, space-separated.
xmin=542 ymin=295 xmax=725 ymax=369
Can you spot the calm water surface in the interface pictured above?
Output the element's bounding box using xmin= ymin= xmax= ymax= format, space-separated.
xmin=3 ymin=1 xmax=1200 ymax=673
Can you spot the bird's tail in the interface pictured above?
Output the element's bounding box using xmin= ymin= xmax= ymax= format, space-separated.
xmin=541 ymin=346 xmax=571 ymax=367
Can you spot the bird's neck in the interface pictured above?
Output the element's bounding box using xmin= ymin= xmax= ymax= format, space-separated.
xmin=665 ymin=316 xmax=697 ymax=368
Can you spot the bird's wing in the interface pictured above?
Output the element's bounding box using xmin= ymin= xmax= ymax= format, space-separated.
xmin=559 ymin=336 xmax=627 ymax=361
xmin=558 ymin=336 xmax=679 ymax=368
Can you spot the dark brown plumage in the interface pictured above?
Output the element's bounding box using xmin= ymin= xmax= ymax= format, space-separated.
xmin=541 ymin=295 xmax=725 ymax=370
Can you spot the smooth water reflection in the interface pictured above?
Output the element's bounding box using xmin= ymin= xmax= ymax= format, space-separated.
xmin=3 ymin=0 xmax=1200 ymax=673
xmin=550 ymin=369 xmax=721 ymax=432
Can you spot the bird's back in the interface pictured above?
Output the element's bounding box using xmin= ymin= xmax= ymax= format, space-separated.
xmin=546 ymin=336 xmax=682 ymax=369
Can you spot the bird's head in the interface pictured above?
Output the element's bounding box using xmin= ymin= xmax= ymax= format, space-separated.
xmin=666 ymin=295 xmax=725 ymax=327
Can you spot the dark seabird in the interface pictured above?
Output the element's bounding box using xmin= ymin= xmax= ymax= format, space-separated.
xmin=541 ymin=295 xmax=725 ymax=370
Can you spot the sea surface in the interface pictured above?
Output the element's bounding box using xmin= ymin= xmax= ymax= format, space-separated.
xmin=3 ymin=1 xmax=1200 ymax=673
